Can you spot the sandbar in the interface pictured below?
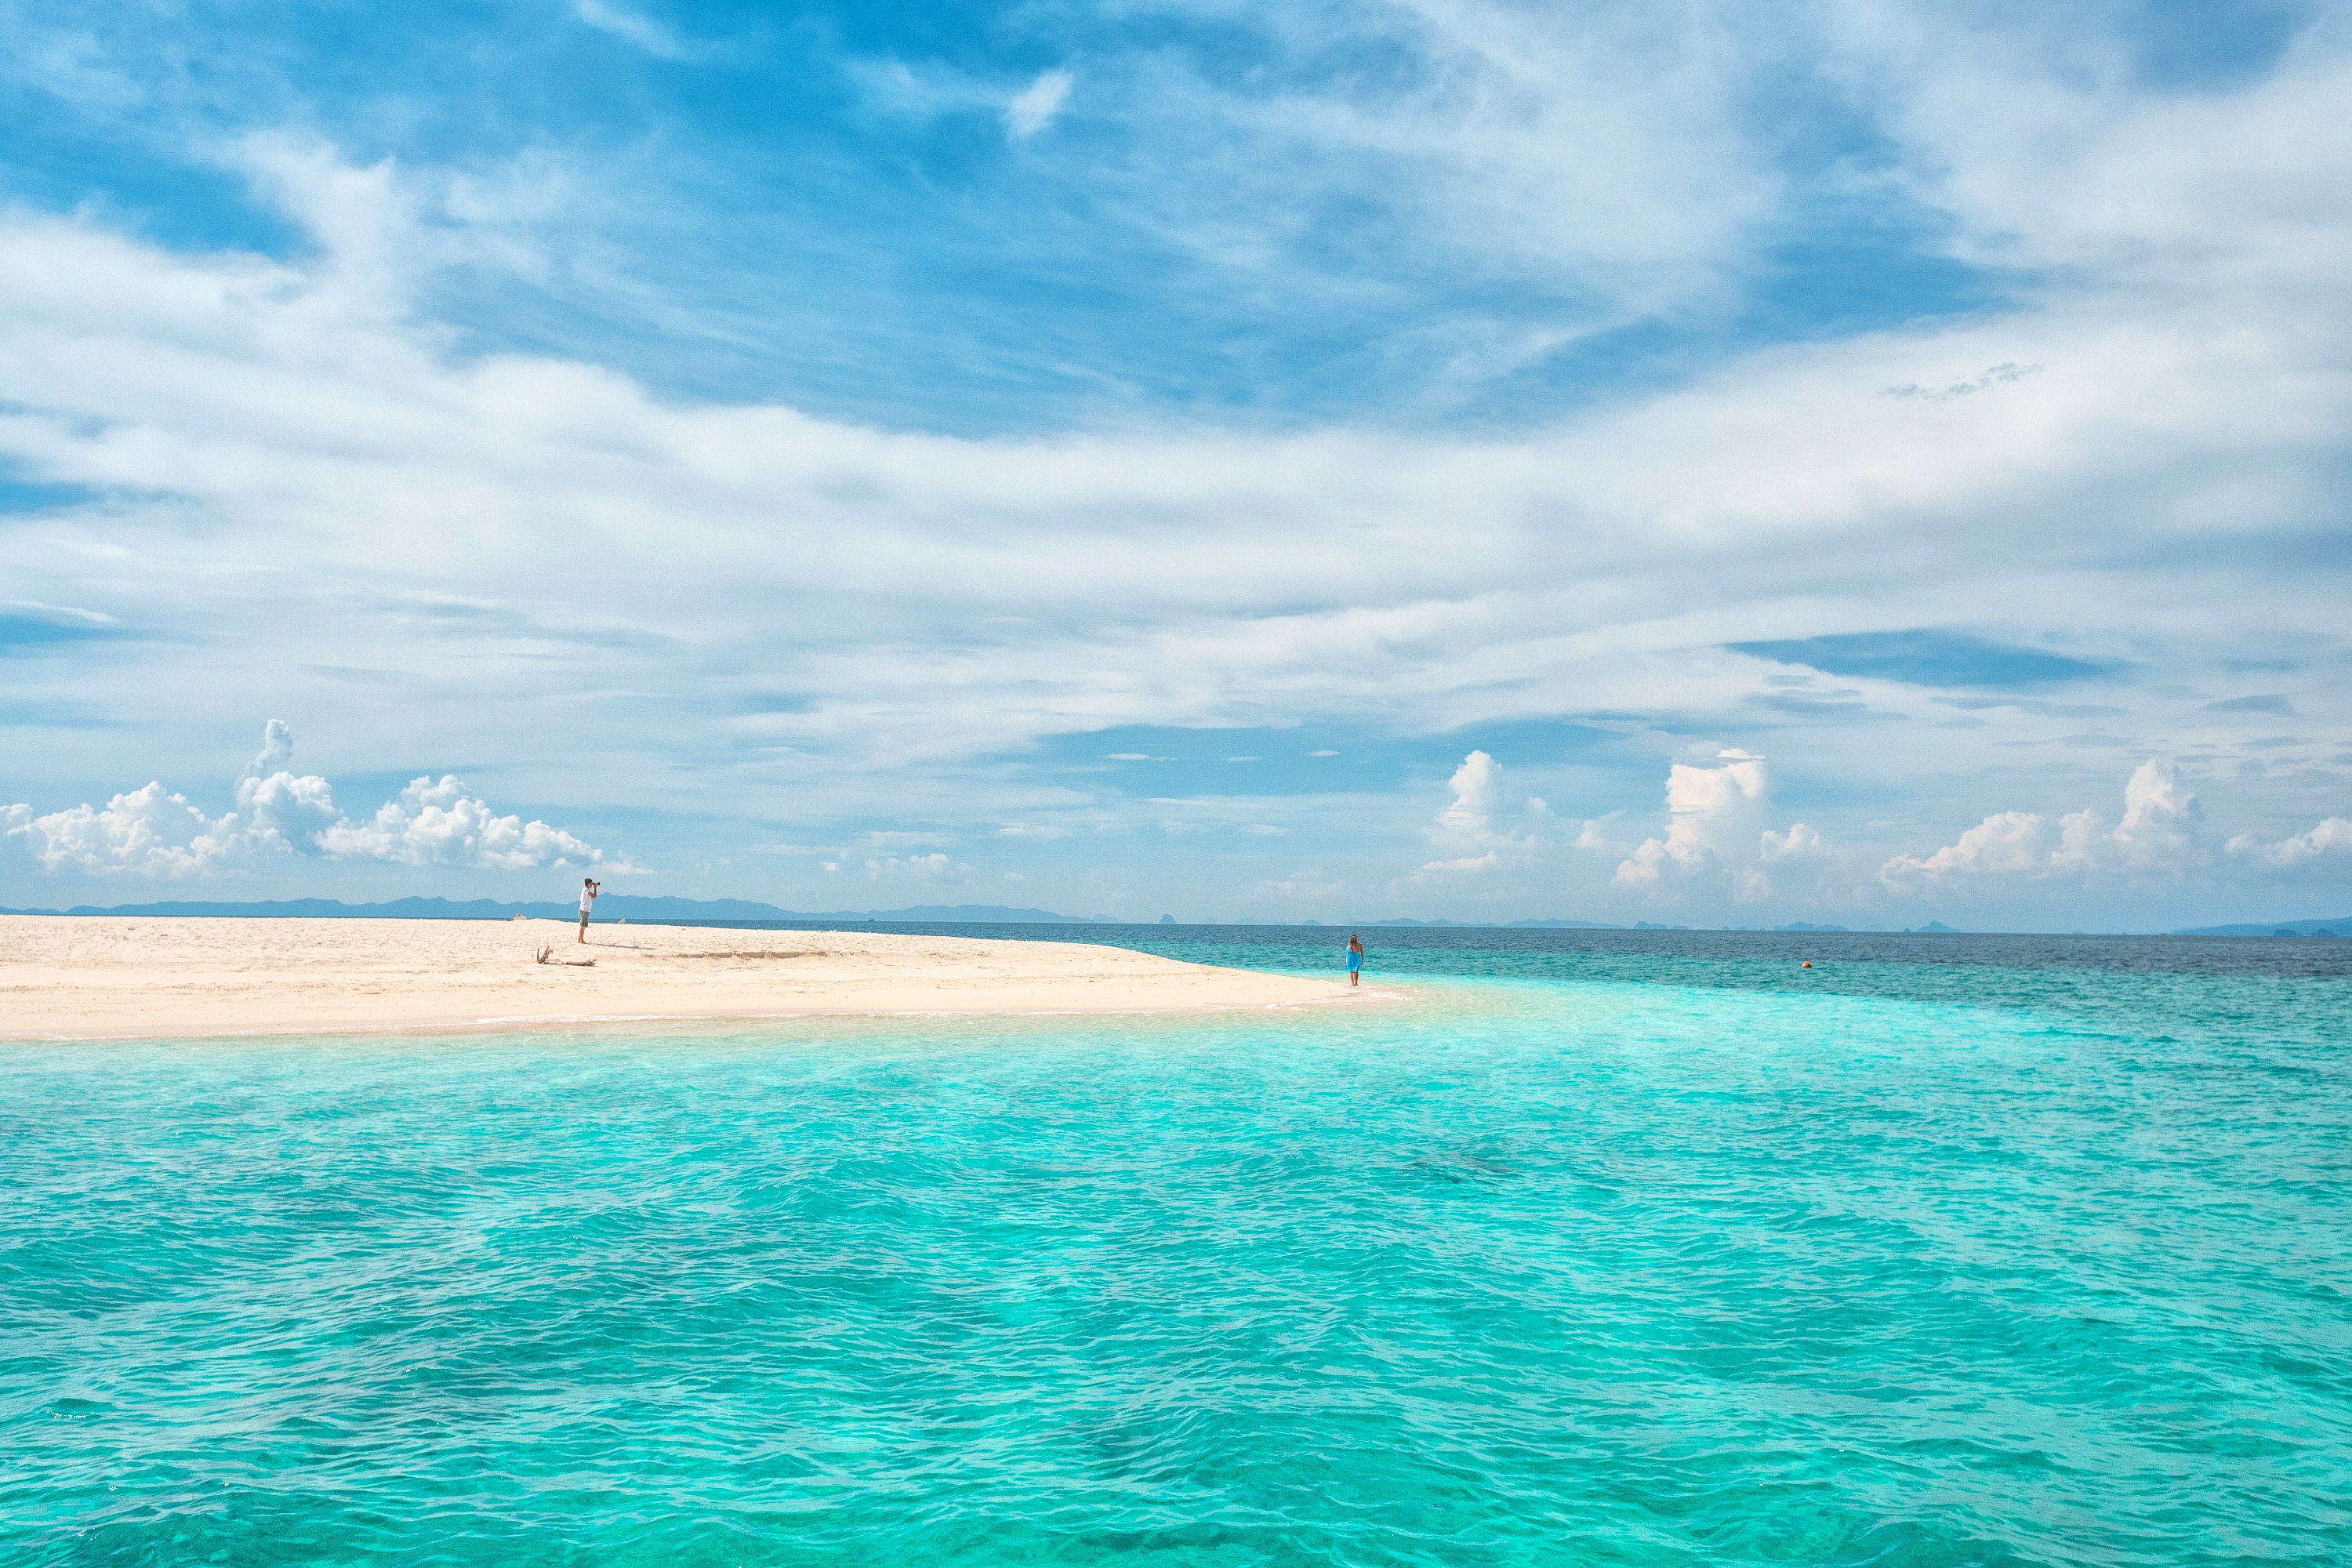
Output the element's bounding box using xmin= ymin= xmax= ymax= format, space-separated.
xmin=0 ymin=916 xmax=1371 ymax=1042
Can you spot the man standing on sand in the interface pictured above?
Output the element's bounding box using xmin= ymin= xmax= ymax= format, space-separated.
xmin=1346 ymin=933 xmax=1364 ymax=985
xmin=578 ymin=877 xmax=601 ymax=942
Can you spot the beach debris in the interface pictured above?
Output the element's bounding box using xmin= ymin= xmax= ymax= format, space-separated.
xmin=534 ymin=944 xmax=597 ymax=967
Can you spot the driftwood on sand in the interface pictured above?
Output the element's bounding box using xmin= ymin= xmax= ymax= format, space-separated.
xmin=534 ymin=945 xmax=597 ymax=967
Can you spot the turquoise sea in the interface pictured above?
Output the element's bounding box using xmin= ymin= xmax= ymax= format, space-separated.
xmin=5 ymin=927 xmax=2349 ymax=1566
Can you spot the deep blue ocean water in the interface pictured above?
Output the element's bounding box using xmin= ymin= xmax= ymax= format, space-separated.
xmin=5 ymin=927 xmax=2349 ymax=1566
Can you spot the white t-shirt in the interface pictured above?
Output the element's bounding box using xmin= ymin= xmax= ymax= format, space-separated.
xmin=579 ymin=884 xmax=597 ymax=913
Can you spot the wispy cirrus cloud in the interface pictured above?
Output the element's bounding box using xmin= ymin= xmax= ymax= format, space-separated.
xmin=572 ymin=0 xmax=688 ymax=61
xmin=849 ymin=58 xmax=1077 ymax=144
xmin=0 ymin=3 xmax=2346 ymax=924
xmin=1005 ymin=70 xmax=1072 ymax=138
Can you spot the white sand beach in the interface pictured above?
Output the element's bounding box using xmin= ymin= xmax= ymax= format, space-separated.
xmin=0 ymin=916 xmax=1371 ymax=1041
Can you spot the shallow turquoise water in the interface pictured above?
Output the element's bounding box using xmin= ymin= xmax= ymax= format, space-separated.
xmin=5 ymin=934 xmax=2349 ymax=1565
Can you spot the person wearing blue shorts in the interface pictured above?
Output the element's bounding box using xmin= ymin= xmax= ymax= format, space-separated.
xmin=1345 ymin=933 xmax=1363 ymax=985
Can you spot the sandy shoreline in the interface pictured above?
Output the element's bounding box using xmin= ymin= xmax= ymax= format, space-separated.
xmin=0 ymin=916 xmax=1375 ymax=1042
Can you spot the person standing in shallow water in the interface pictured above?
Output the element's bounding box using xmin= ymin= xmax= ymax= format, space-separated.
xmin=577 ymin=877 xmax=601 ymax=943
xmin=1346 ymin=933 xmax=1364 ymax=985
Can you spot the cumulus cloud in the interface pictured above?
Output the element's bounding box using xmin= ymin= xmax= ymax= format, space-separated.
xmin=2053 ymin=761 xmax=2205 ymax=873
xmin=231 ymin=719 xmax=345 ymax=854
xmin=1759 ymin=822 xmax=1826 ymax=863
xmin=236 ymin=768 xmax=343 ymax=854
xmin=1419 ymin=750 xmax=1545 ymax=874
xmin=0 ymin=718 xmax=345 ymax=877
xmin=1882 ymin=810 xmax=2049 ymax=884
xmin=6 ymin=782 xmax=252 ymax=878
xmin=1571 ymin=815 xmax=1619 ymax=852
xmin=1883 ymin=763 xmax=2213 ymax=887
xmin=318 ymin=775 xmax=604 ymax=869
xmin=249 ymin=717 xmax=294 ymax=775
xmin=1437 ymin=750 xmax=1501 ymax=837
xmin=2 ymin=723 xmax=618 ymax=877
xmin=1614 ymin=750 xmax=1770 ymax=887
xmin=2228 ymin=817 xmax=2352 ymax=869
xmin=1609 ymin=752 xmax=1832 ymax=903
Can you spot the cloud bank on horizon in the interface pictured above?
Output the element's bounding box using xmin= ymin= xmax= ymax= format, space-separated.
xmin=3 ymin=724 xmax=623 ymax=879
xmin=0 ymin=0 xmax=2347 ymax=927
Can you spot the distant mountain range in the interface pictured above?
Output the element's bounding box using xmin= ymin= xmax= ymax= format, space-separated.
xmin=2169 ymin=915 xmax=2350 ymax=937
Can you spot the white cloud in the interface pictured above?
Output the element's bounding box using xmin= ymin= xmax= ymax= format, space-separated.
xmin=2 ymin=718 xmax=350 ymax=877
xmin=1882 ymin=810 xmax=2049 ymax=885
xmin=4 ymin=723 xmax=618 ymax=877
xmin=318 ymin=775 xmax=607 ymax=870
xmin=1611 ymin=753 xmax=1841 ymax=903
xmin=1884 ymin=763 xmax=2213 ymax=887
xmin=2229 ymin=817 xmax=2352 ymax=869
xmin=1095 ymin=0 xmax=1778 ymax=328
xmin=572 ymin=0 xmax=686 ymax=60
xmin=1823 ymin=5 xmax=2352 ymax=287
xmin=248 ymin=717 xmax=295 ymax=775
xmin=851 ymin=60 xmax=1073 ymax=142
xmin=2 ymin=164 xmax=2343 ymax=796
xmin=1006 ymin=70 xmax=1072 ymax=139
xmin=1614 ymin=750 xmax=1770 ymax=887
xmin=1571 ymin=815 xmax=1620 ymax=852
xmin=1437 ymin=750 xmax=1500 ymax=837
xmin=2046 ymin=760 xmax=2205 ymax=876
xmin=8 ymin=783 xmax=250 ymax=877
xmin=1759 ymin=822 xmax=1825 ymax=862
xmin=2 ymin=27 xmax=2351 ymax=926
xmin=235 ymin=768 xmax=343 ymax=854
xmin=230 ymin=718 xmax=345 ymax=854
xmin=1419 ymin=750 xmax=1542 ymax=874
xmin=3 ymin=598 xmax=116 ymax=626
xmin=1421 ymin=851 xmax=1500 ymax=874
xmin=0 ymin=16 xmax=143 ymax=111
xmin=2113 ymin=761 xmax=2204 ymax=862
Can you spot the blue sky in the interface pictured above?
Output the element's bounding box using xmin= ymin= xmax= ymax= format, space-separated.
xmin=2 ymin=0 xmax=2348 ymax=927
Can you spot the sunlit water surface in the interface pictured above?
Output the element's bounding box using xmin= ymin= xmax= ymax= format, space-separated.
xmin=5 ymin=928 xmax=2348 ymax=1566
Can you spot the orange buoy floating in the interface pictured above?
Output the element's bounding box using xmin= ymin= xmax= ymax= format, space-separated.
xmin=1801 ymin=960 xmax=1812 ymax=968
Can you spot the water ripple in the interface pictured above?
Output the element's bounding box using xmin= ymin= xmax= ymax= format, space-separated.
xmin=4 ymin=946 xmax=2349 ymax=1565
